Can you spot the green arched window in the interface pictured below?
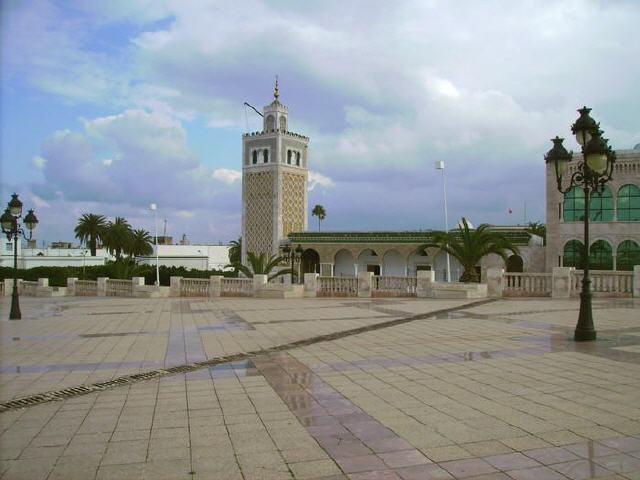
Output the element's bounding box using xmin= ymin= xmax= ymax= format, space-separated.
xmin=589 ymin=240 xmax=613 ymax=270
xmin=589 ymin=186 xmax=613 ymax=221
xmin=617 ymin=240 xmax=640 ymax=271
xmin=617 ymin=184 xmax=640 ymax=221
xmin=563 ymin=240 xmax=584 ymax=268
xmin=563 ymin=187 xmax=584 ymax=222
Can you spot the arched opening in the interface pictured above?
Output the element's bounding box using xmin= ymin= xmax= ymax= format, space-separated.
xmin=433 ymin=251 xmax=462 ymax=282
xmin=334 ymin=249 xmax=355 ymax=276
xmin=563 ymin=240 xmax=584 ymax=268
xmin=617 ymin=184 xmax=640 ymax=221
xmin=589 ymin=186 xmax=613 ymax=221
xmin=407 ymin=248 xmax=430 ymax=276
xmin=262 ymin=149 xmax=268 ymax=163
xmin=589 ymin=240 xmax=613 ymax=270
xmin=563 ymin=186 xmax=584 ymax=222
xmin=287 ymin=150 xmax=292 ymax=164
xmin=252 ymin=150 xmax=258 ymax=164
xmin=506 ymin=255 xmax=524 ymax=272
xmin=279 ymin=116 xmax=287 ymax=131
xmin=382 ymin=249 xmax=405 ymax=276
xmin=296 ymin=152 xmax=301 ymax=166
xmin=301 ymin=249 xmax=320 ymax=274
xmin=617 ymin=240 xmax=640 ymax=271
xmin=357 ymin=249 xmax=380 ymax=275
xmin=266 ymin=115 xmax=275 ymax=132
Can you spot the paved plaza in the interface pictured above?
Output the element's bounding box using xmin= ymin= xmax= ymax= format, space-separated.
xmin=0 ymin=296 xmax=639 ymax=480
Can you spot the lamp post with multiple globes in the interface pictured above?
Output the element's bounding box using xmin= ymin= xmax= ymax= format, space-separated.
xmin=281 ymin=243 xmax=304 ymax=284
xmin=545 ymin=107 xmax=615 ymax=341
xmin=1 ymin=194 xmax=38 ymax=320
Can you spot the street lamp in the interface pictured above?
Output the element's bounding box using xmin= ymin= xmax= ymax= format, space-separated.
xmin=545 ymin=106 xmax=615 ymax=342
xmin=281 ymin=243 xmax=304 ymax=284
xmin=1 ymin=194 xmax=38 ymax=320
xmin=149 ymin=203 xmax=160 ymax=286
xmin=435 ymin=160 xmax=451 ymax=282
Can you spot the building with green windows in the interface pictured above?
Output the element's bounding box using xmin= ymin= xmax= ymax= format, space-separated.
xmin=545 ymin=144 xmax=640 ymax=272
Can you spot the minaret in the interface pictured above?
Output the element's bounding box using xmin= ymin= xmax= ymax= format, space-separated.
xmin=241 ymin=80 xmax=309 ymax=264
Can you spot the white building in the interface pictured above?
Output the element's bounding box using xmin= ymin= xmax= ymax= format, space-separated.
xmin=1 ymin=239 xmax=231 ymax=271
xmin=0 ymin=240 xmax=110 ymax=269
xmin=136 ymin=244 xmax=231 ymax=271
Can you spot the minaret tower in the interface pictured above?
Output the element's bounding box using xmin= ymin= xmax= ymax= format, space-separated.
xmin=241 ymin=79 xmax=309 ymax=264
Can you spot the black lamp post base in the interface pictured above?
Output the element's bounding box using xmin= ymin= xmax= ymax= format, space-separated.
xmin=9 ymin=296 xmax=21 ymax=320
xmin=574 ymin=291 xmax=596 ymax=342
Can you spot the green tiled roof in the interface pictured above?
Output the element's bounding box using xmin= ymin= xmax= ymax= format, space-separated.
xmin=288 ymin=228 xmax=532 ymax=245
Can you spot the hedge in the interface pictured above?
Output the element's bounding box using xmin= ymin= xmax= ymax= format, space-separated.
xmin=0 ymin=264 xmax=236 ymax=287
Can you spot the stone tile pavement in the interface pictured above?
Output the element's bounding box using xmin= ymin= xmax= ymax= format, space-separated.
xmin=0 ymin=296 xmax=639 ymax=479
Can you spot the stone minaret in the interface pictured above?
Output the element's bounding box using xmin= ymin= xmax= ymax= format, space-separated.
xmin=241 ymin=80 xmax=309 ymax=265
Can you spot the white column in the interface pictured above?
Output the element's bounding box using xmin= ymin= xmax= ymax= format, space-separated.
xmin=304 ymin=273 xmax=319 ymax=297
xmin=486 ymin=268 xmax=504 ymax=298
xmin=209 ymin=275 xmax=222 ymax=298
xmin=169 ymin=276 xmax=182 ymax=297
xmin=357 ymin=271 xmax=374 ymax=298
xmin=97 ymin=277 xmax=108 ymax=296
xmin=67 ymin=277 xmax=78 ymax=296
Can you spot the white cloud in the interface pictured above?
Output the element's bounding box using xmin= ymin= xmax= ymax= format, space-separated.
xmin=176 ymin=210 xmax=194 ymax=219
xmin=32 ymin=156 xmax=47 ymax=169
xmin=30 ymin=195 xmax=50 ymax=209
xmin=212 ymin=168 xmax=241 ymax=184
xmin=308 ymin=171 xmax=335 ymax=191
xmin=425 ymin=76 xmax=461 ymax=100
xmin=102 ymin=158 xmax=113 ymax=166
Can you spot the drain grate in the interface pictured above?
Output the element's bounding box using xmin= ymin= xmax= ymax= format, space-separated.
xmin=0 ymin=299 xmax=495 ymax=413
xmin=79 ymin=332 xmax=149 ymax=338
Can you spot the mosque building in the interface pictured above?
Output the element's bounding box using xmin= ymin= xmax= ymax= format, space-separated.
xmin=241 ymin=84 xmax=640 ymax=281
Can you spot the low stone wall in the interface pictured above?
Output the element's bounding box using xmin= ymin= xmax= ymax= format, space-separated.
xmin=4 ymin=265 xmax=638 ymax=299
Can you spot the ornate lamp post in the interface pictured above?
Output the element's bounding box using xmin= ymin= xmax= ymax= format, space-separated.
xmin=1 ymin=194 xmax=38 ymax=320
xmin=281 ymin=243 xmax=304 ymax=284
xmin=545 ymin=107 xmax=615 ymax=341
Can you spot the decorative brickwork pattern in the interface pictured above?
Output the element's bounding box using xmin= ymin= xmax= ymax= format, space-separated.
xmin=282 ymin=172 xmax=306 ymax=237
xmin=244 ymin=171 xmax=274 ymax=255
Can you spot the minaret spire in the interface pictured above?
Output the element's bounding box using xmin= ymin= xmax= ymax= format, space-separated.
xmin=274 ymin=75 xmax=279 ymax=100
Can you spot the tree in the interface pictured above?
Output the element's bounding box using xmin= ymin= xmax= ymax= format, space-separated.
xmin=237 ymin=252 xmax=291 ymax=281
xmin=103 ymin=217 xmax=133 ymax=262
xmin=311 ymin=205 xmax=326 ymax=231
xmin=227 ymin=237 xmax=241 ymax=272
xmin=74 ymin=214 xmax=107 ymax=256
xmin=420 ymin=218 xmax=519 ymax=283
xmin=129 ymin=229 xmax=153 ymax=257
xmin=526 ymin=221 xmax=546 ymax=246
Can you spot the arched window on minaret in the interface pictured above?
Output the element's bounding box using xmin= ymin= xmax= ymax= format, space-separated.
xmin=266 ymin=115 xmax=275 ymax=132
xmin=252 ymin=150 xmax=258 ymax=164
xmin=296 ymin=152 xmax=301 ymax=166
xmin=287 ymin=150 xmax=292 ymax=165
xmin=279 ymin=116 xmax=287 ymax=132
xmin=263 ymin=149 xmax=268 ymax=163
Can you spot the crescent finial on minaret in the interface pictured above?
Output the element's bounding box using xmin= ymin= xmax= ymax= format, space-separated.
xmin=274 ymin=75 xmax=280 ymax=100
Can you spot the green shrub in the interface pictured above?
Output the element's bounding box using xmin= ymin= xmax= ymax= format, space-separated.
xmin=0 ymin=264 xmax=236 ymax=287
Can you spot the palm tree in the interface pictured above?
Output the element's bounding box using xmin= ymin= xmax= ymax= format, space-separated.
xmin=227 ymin=237 xmax=241 ymax=272
xmin=74 ymin=213 xmax=107 ymax=256
xmin=129 ymin=229 xmax=153 ymax=257
xmin=311 ymin=205 xmax=326 ymax=231
xmin=238 ymin=252 xmax=292 ymax=281
xmin=103 ymin=217 xmax=133 ymax=262
xmin=420 ymin=218 xmax=519 ymax=283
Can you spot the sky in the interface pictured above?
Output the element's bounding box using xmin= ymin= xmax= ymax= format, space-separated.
xmin=1 ymin=0 xmax=639 ymax=246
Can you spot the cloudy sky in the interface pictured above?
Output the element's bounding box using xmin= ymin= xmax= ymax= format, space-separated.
xmin=2 ymin=0 xmax=639 ymax=245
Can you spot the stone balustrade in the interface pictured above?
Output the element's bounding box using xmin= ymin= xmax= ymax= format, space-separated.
xmin=4 ymin=265 xmax=639 ymax=299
